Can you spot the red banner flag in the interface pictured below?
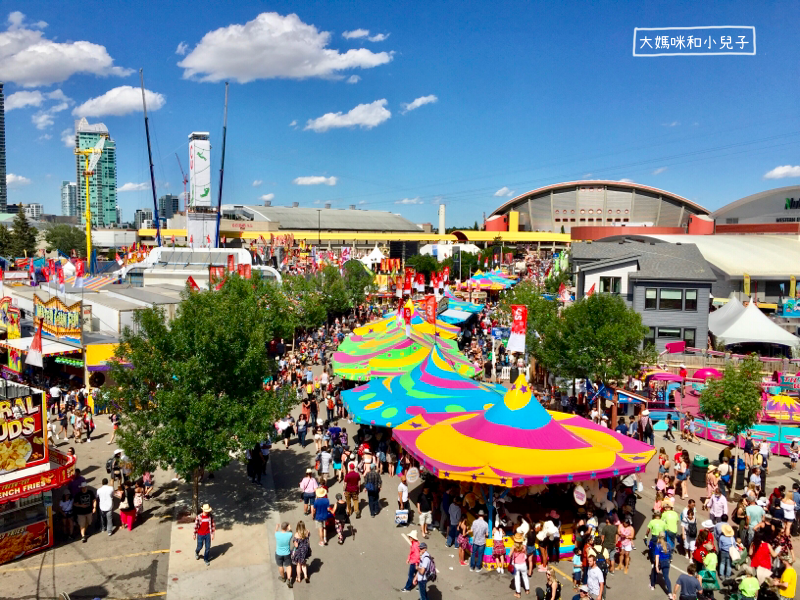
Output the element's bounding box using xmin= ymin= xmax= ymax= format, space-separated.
xmin=210 ymin=266 xmax=224 ymax=283
xmin=586 ymin=283 xmax=596 ymax=297
xmin=237 ymin=264 xmax=245 ymax=277
xmin=424 ymin=295 xmax=437 ymax=325
xmin=443 ymin=266 xmax=450 ymax=281
xmin=507 ymin=304 xmax=528 ymax=353
xmin=403 ymin=305 xmax=412 ymax=326
xmin=227 ymin=254 xmax=235 ymax=273
xmin=243 ymin=264 xmax=252 ymax=279
xmin=186 ymin=276 xmax=200 ymax=291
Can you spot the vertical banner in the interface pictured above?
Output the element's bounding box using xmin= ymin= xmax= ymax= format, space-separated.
xmin=443 ymin=266 xmax=450 ymax=282
xmin=791 ymin=275 xmax=796 ymax=299
xmin=424 ymin=295 xmax=437 ymax=325
xmin=507 ymin=304 xmax=527 ymax=353
xmin=243 ymin=264 xmax=252 ymax=279
xmin=210 ymin=266 xmax=225 ymax=283
xmin=227 ymin=254 xmax=235 ymax=273
xmin=743 ymin=273 xmax=751 ymax=297
xmin=395 ymin=276 xmax=403 ymax=298
xmin=403 ymin=302 xmax=413 ymax=337
xmin=189 ymin=133 xmax=211 ymax=208
xmin=403 ymin=272 xmax=413 ymax=294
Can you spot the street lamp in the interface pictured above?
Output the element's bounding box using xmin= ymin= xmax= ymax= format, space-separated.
xmin=317 ymin=209 xmax=321 ymax=245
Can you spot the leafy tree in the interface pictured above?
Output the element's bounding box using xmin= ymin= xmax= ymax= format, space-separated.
xmin=9 ymin=211 xmax=38 ymax=258
xmin=281 ymin=274 xmax=327 ymax=333
xmin=44 ymin=224 xmax=86 ymax=257
xmin=404 ymin=254 xmax=439 ymax=278
xmin=107 ymin=275 xmax=295 ymax=514
xmin=558 ymin=293 xmax=653 ymax=384
xmin=314 ymin=265 xmax=349 ymax=319
xmin=441 ymin=251 xmax=479 ymax=280
xmin=499 ymin=281 xmax=562 ymax=371
xmin=699 ymin=354 xmax=763 ymax=442
xmin=0 ymin=225 xmax=12 ymax=258
xmin=342 ymin=260 xmax=376 ymax=309
xmin=544 ymin=267 xmax=572 ymax=295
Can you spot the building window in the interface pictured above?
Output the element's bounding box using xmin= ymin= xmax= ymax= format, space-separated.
xmin=645 ymin=288 xmax=657 ymax=309
xmin=657 ymin=327 xmax=682 ymax=339
xmin=644 ymin=327 xmax=656 ymax=349
xmin=659 ymin=289 xmax=683 ymax=311
xmin=726 ymin=218 xmax=739 ymax=224
xmin=685 ymin=289 xmax=698 ymax=311
xmin=599 ymin=276 xmax=622 ymax=294
xmin=683 ymin=328 xmax=696 ymax=347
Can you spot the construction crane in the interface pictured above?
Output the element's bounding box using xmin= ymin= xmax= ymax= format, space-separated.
xmin=74 ymin=138 xmax=105 ymax=275
xmin=175 ymin=153 xmax=188 ymax=212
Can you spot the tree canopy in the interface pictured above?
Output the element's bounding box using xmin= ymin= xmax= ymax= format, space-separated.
xmin=342 ymin=259 xmax=376 ymax=309
xmin=9 ymin=211 xmax=38 ymax=258
xmin=499 ymin=281 xmax=562 ymax=371
xmin=45 ymin=224 xmax=86 ymax=257
xmin=108 ymin=274 xmax=294 ymax=514
xmin=699 ymin=354 xmax=763 ymax=440
xmin=404 ymin=254 xmax=439 ymax=278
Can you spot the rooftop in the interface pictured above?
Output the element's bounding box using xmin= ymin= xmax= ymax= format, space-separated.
xmin=221 ymin=204 xmax=422 ymax=232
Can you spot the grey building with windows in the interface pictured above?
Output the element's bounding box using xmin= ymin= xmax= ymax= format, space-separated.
xmin=158 ymin=194 xmax=180 ymax=221
xmin=61 ymin=180 xmax=78 ymax=217
xmin=572 ymin=238 xmax=716 ymax=352
xmin=0 ymin=82 xmax=6 ymax=213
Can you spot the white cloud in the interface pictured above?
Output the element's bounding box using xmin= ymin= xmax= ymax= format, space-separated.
xmin=289 ymin=120 xmax=297 ymax=127
xmin=31 ymin=98 xmax=70 ymax=130
xmin=175 ymin=41 xmax=188 ymax=56
xmin=61 ymin=128 xmax=74 ymax=147
xmin=73 ymin=86 xmax=165 ymax=117
xmin=0 ymin=11 xmax=132 ymax=87
xmin=343 ymin=29 xmax=370 ymax=39
xmin=663 ymin=121 xmax=679 ymax=127
xmin=260 ymin=193 xmax=275 ymax=201
xmin=395 ymin=197 xmax=422 ymax=205
xmin=347 ymin=75 xmax=361 ymax=84
xmin=118 ymin=182 xmax=148 ymax=192
xmin=5 ymin=90 xmax=43 ymax=110
xmin=38 ymin=133 xmax=51 ymax=140
xmin=178 ymin=13 xmax=392 ymax=83
xmin=368 ymin=33 xmax=389 ymax=42
xmin=6 ymin=173 xmax=31 ymax=187
xmin=764 ymin=165 xmax=800 ymax=179
xmin=305 ymin=99 xmax=390 ymax=132
xmin=358 ymin=200 xmax=366 ymax=205
xmin=252 ymin=180 xmax=263 ymax=187
xmin=293 ymin=176 xmax=337 ymax=186
xmin=401 ymin=94 xmax=438 ymax=114
xmin=652 ymin=167 xmax=668 ymax=175
xmin=493 ymin=186 xmax=514 ymax=197
xmin=619 ymin=178 xmax=635 ymax=183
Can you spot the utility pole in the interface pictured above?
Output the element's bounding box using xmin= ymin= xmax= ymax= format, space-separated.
xmin=317 ymin=209 xmax=321 ymax=245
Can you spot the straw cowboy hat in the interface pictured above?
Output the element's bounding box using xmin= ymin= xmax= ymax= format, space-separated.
xmin=201 ymin=503 xmax=212 ymax=513
xmin=721 ymin=524 xmax=735 ymax=537
xmin=315 ymin=488 xmax=327 ymax=498
xmin=408 ymin=530 xmax=419 ymax=541
xmin=513 ymin=532 xmax=525 ymax=544
xmin=641 ymin=409 xmax=650 ymax=416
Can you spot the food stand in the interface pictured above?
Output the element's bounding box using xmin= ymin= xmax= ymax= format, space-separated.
xmin=0 ymin=381 xmax=75 ymax=565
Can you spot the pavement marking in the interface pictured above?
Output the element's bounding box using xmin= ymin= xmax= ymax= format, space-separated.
xmin=0 ymin=549 xmax=170 ymax=573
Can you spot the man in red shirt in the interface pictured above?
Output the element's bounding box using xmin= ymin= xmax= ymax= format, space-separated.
xmin=194 ymin=503 xmax=216 ymax=566
xmin=344 ymin=463 xmax=361 ymax=519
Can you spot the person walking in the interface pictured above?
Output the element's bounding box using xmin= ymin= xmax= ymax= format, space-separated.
xmin=416 ymin=542 xmax=433 ymax=600
xmin=469 ymin=510 xmax=489 ymax=572
xmin=312 ymin=488 xmax=330 ymax=546
xmin=401 ymin=530 xmax=421 ymax=592
xmin=193 ymin=504 xmax=215 ymax=566
xmin=705 ymin=488 xmax=728 ymax=524
xmin=397 ymin=474 xmax=410 ymax=526
xmin=299 ymin=468 xmax=318 ymax=515
xmin=718 ymin=522 xmax=736 ymax=579
xmin=649 ymin=532 xmax=673 ymax=597
xmin=107 ymin=412 xmax=119 ymax=444
xmin=585 ymin=554 xmax=604 ymax=600
xmin=274 ymin=522 xmax=294 ymax=588
xmin=291 ymin=521 xmax=311 ymax=585
xmin=673 ymin=563 xmax=703 ymax=600
xmin=119 ymin=480 xmax=137 ymax=531
xmin=364 ymin=463 xmax=382 ymax=517
xmin=344 ymin=463 xmax=361 ymax=519
xmin=96 ymin=478 xmax=115 ymax=536
xmin=661 ymin=499 xmax=680 ymax=547
xmin=509 ymin=533 xmax=530 ymax=597
xmin=416 ymin=484 xmax=433 ymax=538
xmin=74 ymin=482 xmax=96 ymax=543
xmin=333 ymin=493 xmax=355 ymax=544
xmin=617 ymin=515 xmax=634 ymax=574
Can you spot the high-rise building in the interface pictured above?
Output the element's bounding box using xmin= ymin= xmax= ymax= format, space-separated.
xmin=0 ymin=82 xmax=7 ymax=213
xmin=60 ymin=180 xmax=78 ymax=217
xmin=134 ymin=208 xmax=153 ymax=230
xmin=158 ymin=194 xmax=180 ymax=220
xmin=23 ymin=203 xmax=42 ymax=220
xmin=74 ymin=118 xmax=118 ymax=227
xmin=115 ymin=203 xmax=121 ymax=225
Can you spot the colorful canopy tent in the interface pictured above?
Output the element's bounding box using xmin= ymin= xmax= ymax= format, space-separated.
xmin=353 ymin=303 xmax=460 ymax=340
xmin=487 ymin=269 xmax=518 ymax=286
xmin=444 ymin=288 xmax=484 ymax=313
xmin=438 ymin=308 xmax=474 ymax=324
xmin=764 ymin=394 xmax=800 ymax=423
xmin=459 ymin=271 xmax=510 ymax=291
xmin=332 ymin=327 xmax=476 ymax=381
xmin=342 ymin=345 xmax=505 ymax=427
xmin=646 ymin=372 xmax=684 ymax=382
xmin=393 ymin=375 xmax=656 ymax=487
xmin=712 ymin=299 xmax=800 ymax=348
xmin=360 ymin=244 xmax=385 ymax=267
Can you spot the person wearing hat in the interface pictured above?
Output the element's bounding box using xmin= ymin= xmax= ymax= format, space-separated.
xmin=311 ymin=487 xmax=331 ymax=545
xmin=639 ymin=409 xmax=654 ymax=446
xmin=401 ymin=530 xmax=421 ymax=592
xmin=469 ymin=510 xmax=489 ymax=572
xmin=73 ymin=481 xmax=96 ymax=543
xmin=193 ymin=504 xmax=215 ymax=566
xmin=509 ymin=532 xmax=529 ymax=597
xmin=718 ymin=522 xmax=736 ymax=578
xmin=738 ymin=566 xmax=760 ymax=598
xmin=661 ymin=499 xmax=680 ymax=547
xmin=574 ymin=583 xmax=590 ymax=599
xmin=775 ymin=552 xmax=797 ymax=599
xmin=299 ymin=468 xmax=318 ymax=515
xmin=416 ymin=541 xmax=432 ymax=600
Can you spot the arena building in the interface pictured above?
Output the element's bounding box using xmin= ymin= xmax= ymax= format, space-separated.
xmin=486 ymin=180 xmax=711 ymax=239
xmin=711 ymin=185 xmax=800 ymax=234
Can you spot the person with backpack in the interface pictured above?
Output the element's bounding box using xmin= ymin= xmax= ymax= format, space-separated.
xmin=416 ymin=541 xmax=435 ymax=600
xmin=639 ymin=409 xmax=654 ymax=447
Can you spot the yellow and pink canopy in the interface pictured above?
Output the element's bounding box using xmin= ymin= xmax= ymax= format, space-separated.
xmin=352 ymin=302 xmax=460 ymax=340
xmin=764 ymin=394 xmax=800 ymax=423
xmin=393 ymin=376 xmax=656 ymax=486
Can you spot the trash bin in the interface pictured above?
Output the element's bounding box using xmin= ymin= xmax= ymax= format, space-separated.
xmin=691 ymin=455 xmax=709 ymax=488
xmin=735 ymin=456 xmax=746 ymax=491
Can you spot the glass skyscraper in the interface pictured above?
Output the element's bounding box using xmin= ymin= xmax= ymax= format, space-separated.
xmin=74 ymin=117 xmax=118 ymax=226
xmin=0 ymin=83 xmax=7 ymax=213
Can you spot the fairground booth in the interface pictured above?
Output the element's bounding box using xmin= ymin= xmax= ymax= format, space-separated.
xmin=0 ymin=380 xmax=76 ymax=565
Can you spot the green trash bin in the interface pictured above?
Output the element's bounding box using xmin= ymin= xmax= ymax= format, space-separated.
xmin=691 ymin=455 xmax=709 ymax=488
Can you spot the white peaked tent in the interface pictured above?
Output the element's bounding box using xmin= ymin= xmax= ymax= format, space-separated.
xmin=708 ymin=294 xmax=745 ymax=335
xmin=360 ymin=244 xmax=385 ymax=267
xmin=714 ymin=298 xmax=800 ymax=348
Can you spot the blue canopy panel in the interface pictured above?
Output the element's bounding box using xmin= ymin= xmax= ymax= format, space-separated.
xmin=439 ymin=308 xmax=473 ymax=324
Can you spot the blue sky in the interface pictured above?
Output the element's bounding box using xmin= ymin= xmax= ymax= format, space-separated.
xmin=1 ymin=1 xmax=799 ymax=225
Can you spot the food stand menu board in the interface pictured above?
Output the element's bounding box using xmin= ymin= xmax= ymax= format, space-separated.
xmin=0 ymin=392 xmax=47 ymax=475
xmin=0 ymin=492 xmax=51 ymax=564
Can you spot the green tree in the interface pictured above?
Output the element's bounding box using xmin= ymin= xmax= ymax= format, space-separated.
xmin=442 ymin=251 xmax=479 ymax=280
xmin=107 ymin=275 xmax=295 ymax=514
xmin=499 ymin=281 xmax=562 ymax=371
xmin=699 ymin=354 xmax=763 ymax=442
xmin=44 ymin=224 xmax=86 ymax=257
xmin=342 ymin=260 xmax=376 ymax=309
xmin=314 ymin=265 xmax=349 ymax=319
xmin=0 ymin=225 xmax=12 ymax=257
xmin=404 ymin=254 xmax=439 ymax=279
xmin=9 ymin=211 xmax=38 ymax=258
xmin=558 ymin=293 xmax=653 ymax=384
xmin=282 ymin=275 xmax=327 ymax=333
xmin=543 ymin=267 xmax=571 ymax=295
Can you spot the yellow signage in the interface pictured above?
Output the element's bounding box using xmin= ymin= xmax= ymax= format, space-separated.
xmin=33 ymin=295 xmax=82 ymax=344
xmin=791 ymin=275 xmax=796 ymax=299
xmin=743 ymin=273 xmax=750 ymax=297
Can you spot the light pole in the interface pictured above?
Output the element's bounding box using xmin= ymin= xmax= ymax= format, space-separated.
xmin=317 ymin=209 xmax=321 ymax=245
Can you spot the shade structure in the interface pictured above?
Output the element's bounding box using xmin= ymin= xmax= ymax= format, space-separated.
xmin=713 ymin=299 xmax=800 ymax=348
xmin=708 ymin=294 xmax=745 ymax=335
xmin=487 ymin=269 xmax=518 ymax=286
xmin=342 ymin=345 xmax=506 ymax=427
xmin=647 ymin=372 xmax=684 ymax=382
xmin=693 ymin=368 xmax=722 ymax=380
xmin=332 ymin=326 xmax=476 ymax=381
xmin=460 ymin=271 xmax=509 ymax=291
xmin=352 ymin=304 xmax=460 ymax=340
xmin=439 ymin=308 xmax=473 ymax=324
xmin=393 ymin=376 xmax=656 ymax=487
xmin=444 ymin=288 xmax=484 ymax=313
xmin=764 ymin=394 xmax=800 ymax=423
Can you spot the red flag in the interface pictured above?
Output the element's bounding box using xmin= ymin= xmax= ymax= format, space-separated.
xmin=190 ymin=235 xmax=194 ymax=244
xmin=507 ymin=304 xmax=528 ymax=353
xmin=227 ymin=254 xmax=235 ymax=273
xmin=186 ymin=276 xmax=200 ymax=291
xmin=221 ymin=236 xmax=226 ymax=244
xmin=237 ymin=264 xmax=245 ymax=277
xmin=41 ymin=266 xmax=50 ymax=280
xmin=57 ymin=267 xmax=65 ymax=285
xmin=443 ymin=266 xmax=450 ymax=281
xmin=26 ymin=320 xmax=44 ymax=368
xmin=243 ymin=264 xmax=252 ymax=279
xmin=76 ymin=260 xmax=85 ymax=278
xmin=424 ymin=295 xmax=437 ymax=325
xmin=171 ymin=235 xmax=175 ymax=245
xmin=586 ymin=283 xmax=596 ymax=297
xmin=403 ymin=305 xmax=413 ymax=326
xmin=484 ymin=257 xmax=488 ymax=268
xmin=206 ymin=235 xmax=211 ymax=245
xmin=115 ymin=252 xmax=123 ymax=266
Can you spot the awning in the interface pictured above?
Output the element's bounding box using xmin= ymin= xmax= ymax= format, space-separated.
xmin=438 ymin=308 xmax=473 ymax=324
xmin=617 ymin=389 xmax=647 ymax=404
xmin=0 ymin=449 xmax=76 ymax=504
xmin=86 ymin=343 xmax=129 ymax=371
xmin=0 ymin=337 xmax=82 ymax=357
